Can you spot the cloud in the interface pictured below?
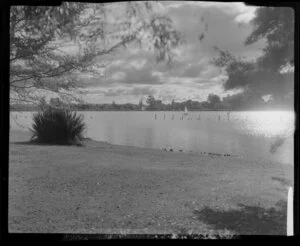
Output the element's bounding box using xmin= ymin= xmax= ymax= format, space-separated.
xmin=121 ymin=68 xmax=163 ymax=85
xmin=128 ymin=86 xmax=157 ymax=96
xmin=124 ymin=59 xmax=147 ymax=70
xmin=165 ymin=1 xmax=264 ymax=56
xmin=76 ymin=2 xmax=267 ymax=103
xmin=151 ymin=71 xmax=164 ymax=77
xmin=164 ymin=1 xmax=257 ymax=24
xmin=179 ymin=57 xmax=220 ymax=79
xmin=111 ymin=71 xmax=126 ymax=80
xmin=262 ymin=94 xmax=273 ymax=102
xmin=210 ymin=74 xmax=228 ymax=83
xmin=103 ymin=88 xmax=126 ymax=97
xmin=109 ymin=59 xmax=126 ymax=67
xmin=181 ymin=63 xmax=205 ymax=78
xmin=234 ymin=9 xmax=257 ymax=23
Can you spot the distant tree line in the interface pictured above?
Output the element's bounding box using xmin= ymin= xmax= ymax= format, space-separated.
xmin=10 ymin=92 xmax=293 ymax=112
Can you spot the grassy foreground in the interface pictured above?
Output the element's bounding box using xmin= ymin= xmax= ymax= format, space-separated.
xmin=9 ymin=130 xmax=293 ymax=235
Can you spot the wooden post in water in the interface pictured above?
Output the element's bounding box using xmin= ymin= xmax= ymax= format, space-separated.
xmin=164 ymin=114 xmax=165 ymax=120
xmin=155 ymin=114 xmax=157 ymax=120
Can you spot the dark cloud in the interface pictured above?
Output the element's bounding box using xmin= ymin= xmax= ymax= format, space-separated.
xmin=128 ymin=87 xmax=157 ymax=96
xmin=181 ymin=64 xmax=205 ymax=78
xmin=121 ymin=68 xmax=163 ymax=85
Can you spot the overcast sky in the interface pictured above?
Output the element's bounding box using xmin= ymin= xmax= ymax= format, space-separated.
xmin=78 ymin=1 xmax=266 ymax=104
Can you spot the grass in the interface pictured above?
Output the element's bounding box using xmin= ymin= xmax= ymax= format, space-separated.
xmin=9 ymin=130 xmax=293 ymax=235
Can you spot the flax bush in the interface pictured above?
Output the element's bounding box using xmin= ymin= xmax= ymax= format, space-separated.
xmin=30 ymin=105 xmax=86 ymax=145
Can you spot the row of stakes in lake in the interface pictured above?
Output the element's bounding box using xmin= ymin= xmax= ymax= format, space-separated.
xmin=154 ymin=114 xmax=230 ymax=121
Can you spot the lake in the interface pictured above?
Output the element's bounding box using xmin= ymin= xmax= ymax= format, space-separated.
xmin=10 ymin=111 xmax=295 ymax=165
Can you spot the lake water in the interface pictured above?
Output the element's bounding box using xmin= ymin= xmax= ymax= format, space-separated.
xmin=10 ymin=111 xmax=295 ymax=165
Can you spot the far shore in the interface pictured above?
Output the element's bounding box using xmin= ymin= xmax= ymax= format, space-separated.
xmin=9 ymin=129 xmax=293 ymax=235
xmin=10 ymin=109 xmax=295 ymax=112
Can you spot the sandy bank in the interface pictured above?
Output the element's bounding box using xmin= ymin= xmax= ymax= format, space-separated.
xmin=9 ymin=130 xmax=293 ymax=235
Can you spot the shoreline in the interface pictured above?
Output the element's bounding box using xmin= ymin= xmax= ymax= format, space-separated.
xmin=9 ymin=128 xmax=292 ymax=165
xmin=9 ymin=129 xmax=293 ymax=235
xmin=10 ymin=109 xmax=295 ymax=112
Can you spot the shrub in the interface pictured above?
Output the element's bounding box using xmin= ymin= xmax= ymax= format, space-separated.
xmin=30 ymin=105 xmax=86 ymax=145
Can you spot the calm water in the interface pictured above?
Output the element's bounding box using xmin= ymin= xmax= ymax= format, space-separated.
xmin=10 ymin=111 xmax=295 ymax=165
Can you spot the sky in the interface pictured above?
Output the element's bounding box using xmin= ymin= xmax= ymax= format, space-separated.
xmin=75 ymin=1 xmax=267 ymax=104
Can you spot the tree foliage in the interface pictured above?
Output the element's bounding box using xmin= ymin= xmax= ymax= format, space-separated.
xmin=10 ymin=2 xmax=183 ymax=104
xmin=146 ymin=95 xmax=156 ymax=108
xmin=207 ymin=93 xmax=221 ymax=105
xmin=245 ymin=7 xmax=294 ymax=66
xmin=213 ymin=7 xmax=294 ymax=104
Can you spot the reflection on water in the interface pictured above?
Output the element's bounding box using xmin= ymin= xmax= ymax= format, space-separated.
xmin=10 ymin=111 xmax=294 ymax=165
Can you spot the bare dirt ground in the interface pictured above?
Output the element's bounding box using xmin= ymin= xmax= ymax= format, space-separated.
xmin=9 ymin=130 xmax=293 ymax=236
